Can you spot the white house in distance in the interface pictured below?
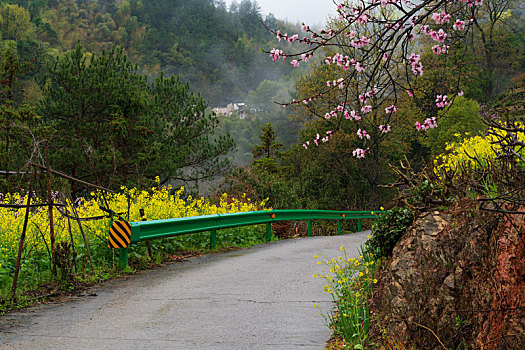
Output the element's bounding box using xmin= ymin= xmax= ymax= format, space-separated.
xmin=213 ymin=102 xmax=246 ymax=119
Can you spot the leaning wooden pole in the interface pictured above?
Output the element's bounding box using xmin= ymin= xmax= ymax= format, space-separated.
xmin=66 ymin=209 xmax=78 ymax=274
xmin=45 ymin=143 xmax=56 ymax=275
xmin=11 ymin=183 xmax=32 ymax=300
xmin=70 ymin=195 xmax=95 ymax=274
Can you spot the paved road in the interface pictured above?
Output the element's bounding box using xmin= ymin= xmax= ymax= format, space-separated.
xmin=0 ymin=232 xmax=369 ymax=350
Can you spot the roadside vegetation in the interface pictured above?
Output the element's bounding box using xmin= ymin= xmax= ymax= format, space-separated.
xmin=317 ymin=84 xmax=524 ymax=348
xmin=0 ymin=183 xmax=269 ymax=312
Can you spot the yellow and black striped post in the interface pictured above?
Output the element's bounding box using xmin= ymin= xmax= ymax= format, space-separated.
xmin=108 ymin=221 xmax=131 ymax=270
xmin=109 ymin=221 xmax=131 ymax=248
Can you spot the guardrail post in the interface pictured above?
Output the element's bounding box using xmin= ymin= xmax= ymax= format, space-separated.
xmin=265 ymin=223 xmax=272 ymax=242
xmin=210 ymin=229 xmax=217 ymax=249
xmin=307 ymin=220 xmax=312 ymax=237
xmin=118 ymin=247 xmax=128 ymax=270
xmin=337 ymin=220 xmax=342 ymax=235
xmin=357 ymin=219 xmax=362 ymax=232
xmin=140 ymin=208 xmax=154 ymax=261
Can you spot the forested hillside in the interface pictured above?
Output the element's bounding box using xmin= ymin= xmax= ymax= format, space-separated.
xmin=1 ymin=0 xmax=296 ymax=105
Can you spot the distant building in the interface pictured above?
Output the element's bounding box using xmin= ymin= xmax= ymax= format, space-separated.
xmin=213 ymin=102 xmax=246 ymax=119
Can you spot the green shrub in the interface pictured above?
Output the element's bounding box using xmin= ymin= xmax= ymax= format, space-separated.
xmin=366 ymin=207 xmax=414 ymax=259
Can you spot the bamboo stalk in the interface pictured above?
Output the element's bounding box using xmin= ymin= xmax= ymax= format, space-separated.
xmin=11 ymin=183 xmax=32 ymax=300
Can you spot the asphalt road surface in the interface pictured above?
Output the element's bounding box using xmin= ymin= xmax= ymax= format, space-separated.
xmin=0 ymin=232 xmax=369 ymax=350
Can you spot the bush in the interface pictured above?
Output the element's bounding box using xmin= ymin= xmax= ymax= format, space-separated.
xmin=366 ymin=207 xmax=414 ymax=259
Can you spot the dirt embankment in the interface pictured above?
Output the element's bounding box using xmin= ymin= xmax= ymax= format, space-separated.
xmin=373 ymin=200 xmax=524 ymax=349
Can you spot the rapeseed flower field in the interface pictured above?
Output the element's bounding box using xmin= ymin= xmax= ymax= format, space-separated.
xmin=0 ymin=184 xmax=268 ymax=301
xmin=434 ymin=123 xmax=525 ymax=177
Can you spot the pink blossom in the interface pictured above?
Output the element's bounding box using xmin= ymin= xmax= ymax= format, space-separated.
xmin=379 ymin=124 xmax=391 ymax=133
xmin=453 ymin=20 xmax=465 ymax=31
xmin=361 ymin=105 xmax=372 ymax=113
xmin=435 ymin=94 xmax=451 ymax=108
xmin=432 ymin=12 xmax=451 ymax=25
xmin=430 ymin=29 xmax=447 ymax=43
xmin=458 ymin=90 xmax=464 ymax=97
xmin=385 ymin=105 xmax=396 ymax=114
xmin=423 ymin=117 xmax=438 ymax=130
xmin=270 ymin=48 xmax=285 ymax=62
xmin=291 ymin=60 xmax=300 ymax=67
xmin=416 ymin=118 xmax=438 ymax=131
xmin=357 ymin=128 xmax=371 ymax=140
xmin=407 ymin=90 xmax=414 ymax=97
xmin=357 ymin=14 xmax=368 ymax=24
xmin=409 ymin=54 xmax=423 ymax=75
xmin=353 ymin=148 xmax=367 ymax=159
xmin=409 ymin=53 xmax=420 ymax=64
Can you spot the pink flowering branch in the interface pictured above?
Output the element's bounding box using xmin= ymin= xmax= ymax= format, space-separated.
xmin=264 ymin=0 xmax=484 ymax=158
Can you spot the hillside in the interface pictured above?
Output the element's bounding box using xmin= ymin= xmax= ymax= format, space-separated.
xmin=3 ymin=0 xmax=297 ymax=105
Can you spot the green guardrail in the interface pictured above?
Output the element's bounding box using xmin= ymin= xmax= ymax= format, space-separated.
xmin=116 ymin=209 xmax=387 ymax=269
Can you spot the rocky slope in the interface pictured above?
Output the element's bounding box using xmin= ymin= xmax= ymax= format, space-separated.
xmin=372 ymin=199 xmax=524 ymax=349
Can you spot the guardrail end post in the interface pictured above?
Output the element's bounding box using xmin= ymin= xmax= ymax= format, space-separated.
xmin=118 ymin=247 xmax=128 ymax=270
xmin=210 ymin=229 xmax=217 ymax=250
xmin=337 ymin=220 xmax=342 ymax=235
xmin=265 ymin=223 xmax=272 ymax=242
xmin=357 ymin=219 xmax=362 ymax=232
xmin=307 ymin=220 xmax=312 ymax=237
